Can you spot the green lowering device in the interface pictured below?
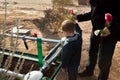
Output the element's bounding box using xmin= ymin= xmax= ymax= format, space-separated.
xmin=37 ymin=38 xmax=43 ymax=67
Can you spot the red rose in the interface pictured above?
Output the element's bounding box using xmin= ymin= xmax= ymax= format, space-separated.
xmin=94 ymin=13 xmax=113 ymax=36
xmin=70 ymin=9 xmax=74 ymax=14
xmin=105 ymin=13 xmax=113 ymax=23
xmin=34 ymin=32 xmax=38 ymax=37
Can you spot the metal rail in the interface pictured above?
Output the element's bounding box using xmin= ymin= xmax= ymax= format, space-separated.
xmin=0 ymin=68 xmax=24 ymax=79
xmin=1 ymin=33 xmax=60 ymax=43
xmin=0 ymin=40 xmax=64 ymax=80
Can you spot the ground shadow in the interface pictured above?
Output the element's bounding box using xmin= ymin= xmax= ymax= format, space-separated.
xmin=77 ymin=75 xmax=97 ymax=80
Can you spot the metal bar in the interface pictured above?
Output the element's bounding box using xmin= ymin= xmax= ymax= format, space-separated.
xmin=43 ymin=42 xmax=61 ymax=61
xmin=1 ymin=33 xmax=60 ymax=43
xmin=49 ymin=63 xmax=62 ymax=80
xmin=37 ymin=38 xmax=43 ymax=67
xmin=0 ymin=51 xmax=38 ymax=62
xmin=0 ymin=68 xmax=24 ymax=80
xmin=40 ymin=43 xmax=62 ymax=72
xmin=46 ymin=46 xmax=62 ymax=64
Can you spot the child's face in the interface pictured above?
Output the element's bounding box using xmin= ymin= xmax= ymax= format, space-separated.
xmin=62 ymin=31 xmax=68 ymax=37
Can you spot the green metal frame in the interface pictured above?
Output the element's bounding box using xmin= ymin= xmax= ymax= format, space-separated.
xmin=0 ymin=37 xmax=62 ymax=80
xmin=37 ymin=38 xmax=43 ymax=67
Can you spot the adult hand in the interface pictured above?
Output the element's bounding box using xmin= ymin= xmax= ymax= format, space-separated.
xmin=101 ymin=27 xmax=111 ymax=37
xmin=72 ymin=15 xmax=77 ymax=20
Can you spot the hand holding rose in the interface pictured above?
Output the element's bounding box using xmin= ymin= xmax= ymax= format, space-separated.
xmin=94 ymin=13 xmax=113 ymax=37
xmin=68 ymin=9 xmax=78 ymax=21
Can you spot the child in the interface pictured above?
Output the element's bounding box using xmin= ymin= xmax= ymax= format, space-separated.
xmin=61 ymin=20 xmax=82 ymax=80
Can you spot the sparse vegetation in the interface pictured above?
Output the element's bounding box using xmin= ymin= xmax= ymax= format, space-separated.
xmin=43 ymin=8 xmax=69 ymax=33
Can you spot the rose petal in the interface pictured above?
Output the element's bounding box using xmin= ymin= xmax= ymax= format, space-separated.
xmin=94 ymin=30 xmax=100 ymax=36
xmin=105 ymin=13 xmax=113 ymax=23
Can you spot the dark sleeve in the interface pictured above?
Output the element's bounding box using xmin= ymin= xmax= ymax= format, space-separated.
xmin=108 ymin=19 xmax=120 ymax=35
xmin=61 ymin=44 xmax=73 ymax=68
xmin=75 ymin=23 xmax=82 ymax=36
xmin=76 ymin=12 xmax=91 ymax=22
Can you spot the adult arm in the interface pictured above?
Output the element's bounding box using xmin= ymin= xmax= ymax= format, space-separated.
xmin=76 ymin=12 xmax=91 ymax=22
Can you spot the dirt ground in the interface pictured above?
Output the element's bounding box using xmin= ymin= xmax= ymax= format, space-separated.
xmin=0 ymin=0 xmax=120 ymax=80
